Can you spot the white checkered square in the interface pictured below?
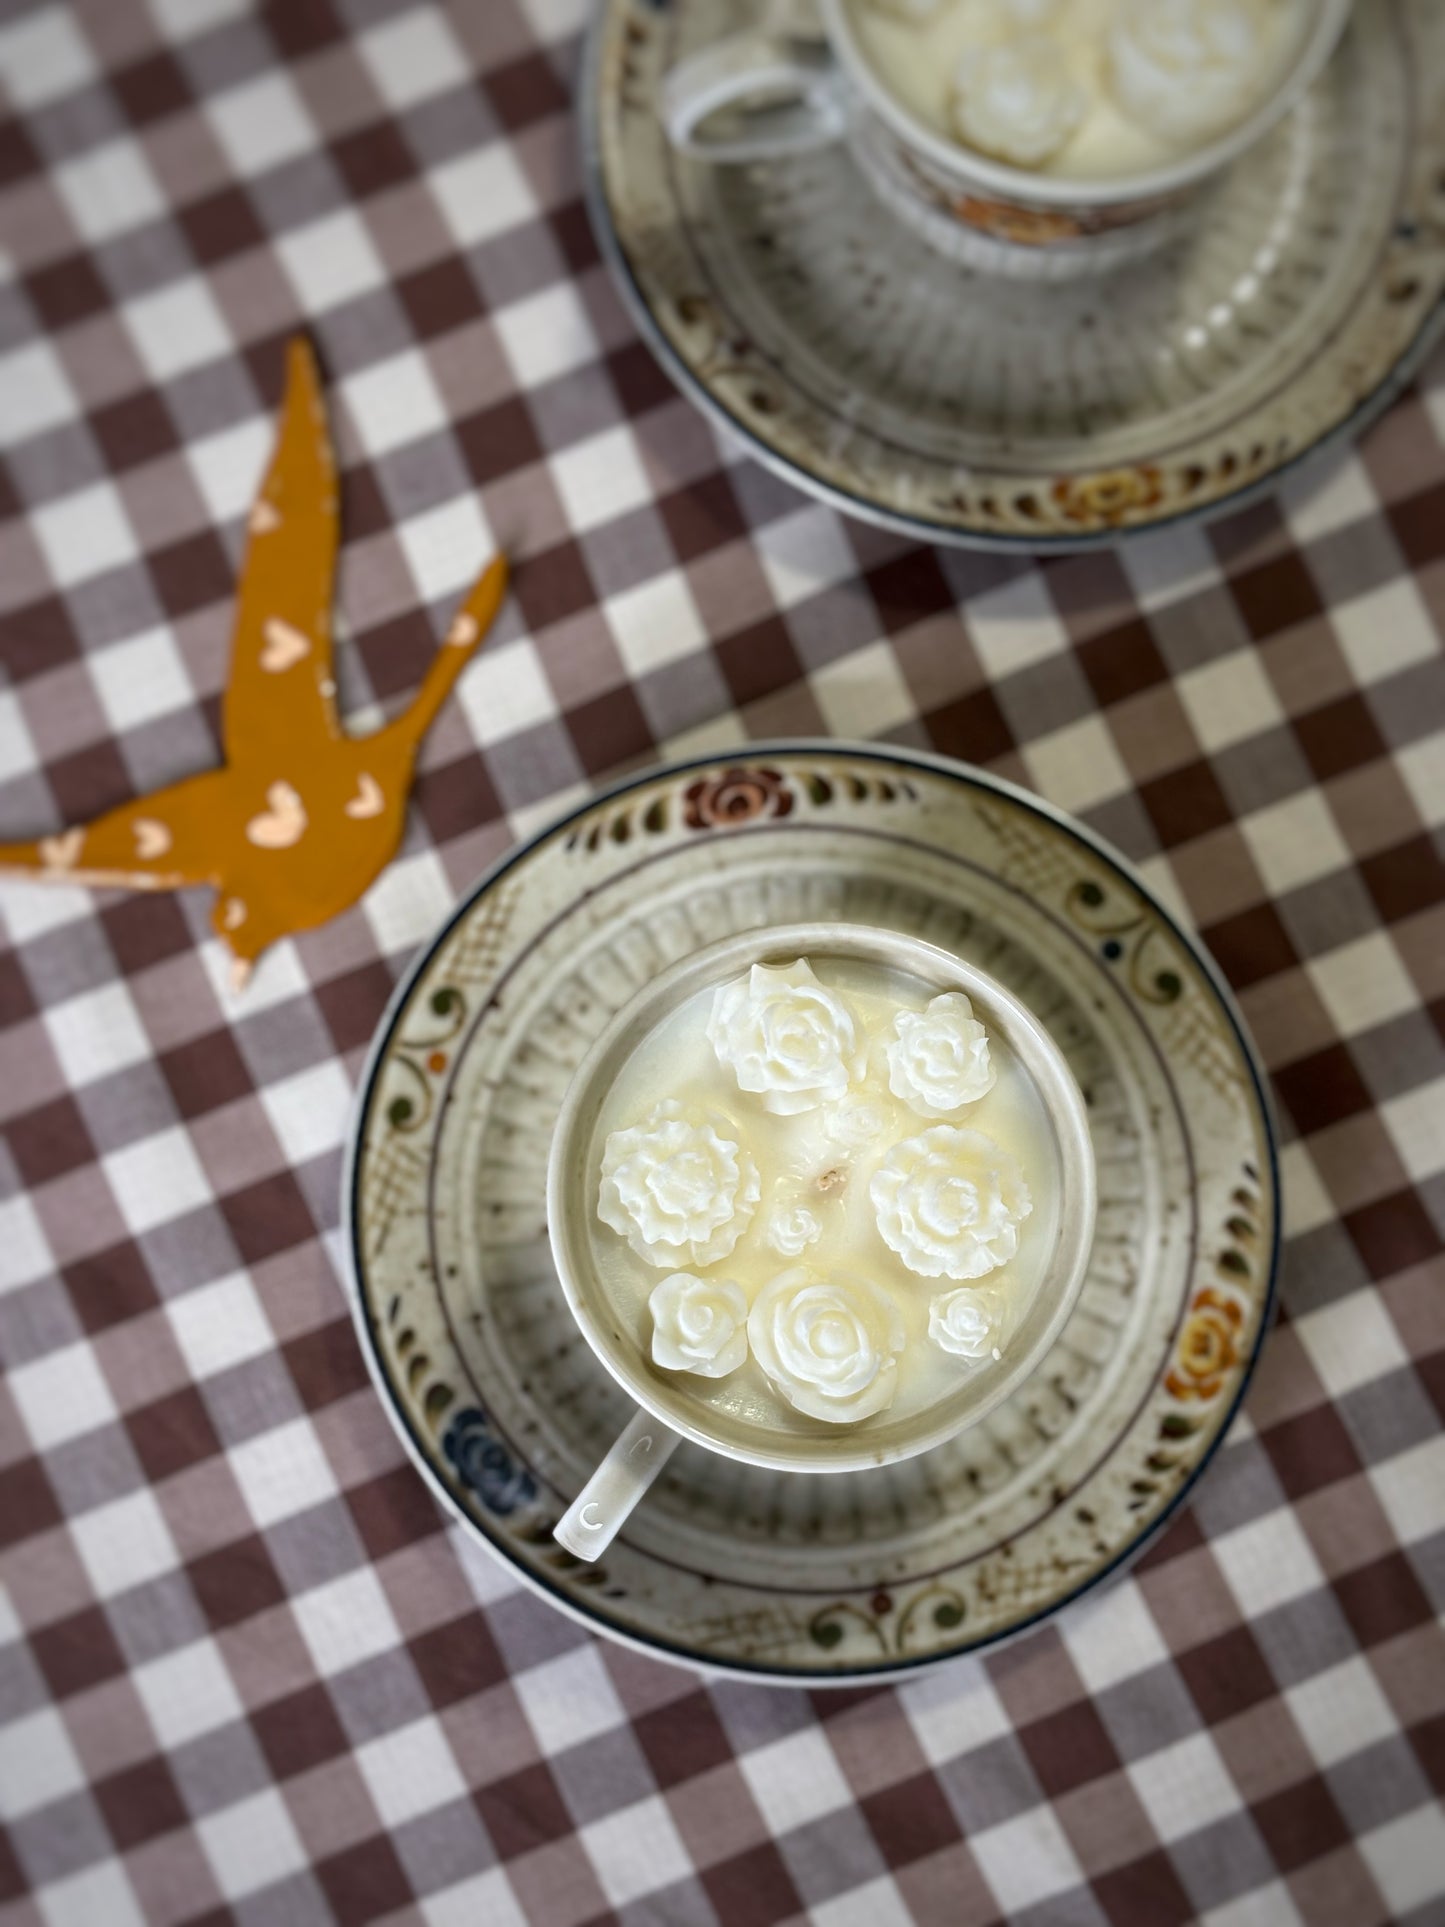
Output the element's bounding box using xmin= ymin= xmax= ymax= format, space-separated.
xmin=342 ymin=347 xmax=447 ymax=457
xmin=970 ymin=1807 xmax=1085 ymax=1915
xmin=424 ymin=1869 xmax=528 ymax=1927
xmin=1129 ymin=1731 xmax=1239 ymax=1844
xmin=71 ymin=1488 xmax=179 ymax=1600
xmin=605 ymin=570 xmax=707 ymax=676
xmin=123 ymin=278 xmax=233 ymax=384
xmin=91 ymin=628 xmax=196 ymax=734
xmin=151 ymin=0 xmax=247 ymax=36
xmin=0 ymin=1192 xmax=53 ymax=1295
xmin=1295 ymin=1288 xmax=1409 ymax=1400
xmin=359 ymin=7 xmax=468 ymax=111
xmin=104 ymin=1125 xmax=213 ymax=1236
xmin=260 ymin=1060 xmax=352 ymax=1169
xmin=429 ymin=143 xmax=537 ymax=249
xmin=0 ymin=690 xmax=38 ymax=780
xmin=1331 ymin=577 xmax=1439 ymax=687
xmin=198 ymin=1787 xmax=307 ymax=1902
xmin=395 ymin=494 xmax=494 ymax=603
xmin=356 ymin=1715 xmax=468 ymax=1829
xmin=1286 ymin=1656 xmax=1398 ymax=1770
xmin=207 ymin=71 xmax=315 ymax=177
xmin=27 ymin=1862 xmax=144 ymax=1927
xmin=1062 ymin=1579 xmax=1170 ymax=1695
xmin=186 ymin=416 xmax=273 ymax=527
xmin=899 ymin=1661 xmax=1010 ymax=1765
xmin=1213 ymin=1507 xmax=1326 ymax=1620
xmin=1025 ymin=713 xmax=1132 ymax=814
xmin=292 ymin=1566 xmax=402 ymax=1678
xmin=1201 ymin=1882 xmax=1304 ymax=1927
xmin=1359 ymin=1804 xmax=1445 ymax=1919
xmin=230 ymin=1416 xmax=338 ymax=1530
xmin=361 ymin=848 xmax=456 ymax=959
xmin=454 ymin=637 xmax=556 ymax=746
xmin=494 ymin=284 xmax=597 ymax=389
xmin=9 ymin=1340 xmax=117 ymax=1452
xmin=514 ymin=1644 xmax=627 ymax=1757
xmin=1397 ymin=729 xmax=1445 ymax=828
xmin=0 ymin=7 xmax=97 ymax=109
xmin=1371 ymin=1435 xmax=1445 ymax=1547
xmin=1308 ymin=931 xmax=1419 ymax=1040
xmin=1281 ymin=450 xmax=1378 ymax=544
xmin=0 ymin=1705 xmax=85 ymax=1821
xmin=811 ymin=1877 xmax=914 ymax=1927
xmin=1279 ymin=1140 xmax=1334 ymax=1238
xmin=550 ymin=424 xmax=653 ymax=535
xmin=754 ymin=505 xmax=857 ymax=610
xmin=581 ymin=1794 xmax=692 ymax=1909
xmin=44 ymin=979 xmax=152 ymax=1087
xmin=1381 ymin=1078 xmax=1445 ymax=1183
xmin=811 ymin=641 xmax=914 ymax=740
xmin=739 ymin=1726 xmax=853 ymax=1834
xmin=1178 ymin=650 xmax=1285 ymax=755
xmin=54 ymin=138 xmax=165 ymax=244
xmin=0 ymin=340 xmax=78 ymax=447
xmin=31 ymin=480 xmax=138 ymax=588
xmin=1239 ymin=791 xmax=1351 ymax=897
xmin=967 ymin=571 xmax=1068 ymax=679
xmin=1121 ymin=522 xmax=1219 ymax=610
xmin=166 ymin=1271 xmax=275 ymax=1381
xmin=277 ymin=208 xmax=388 ymax=315
xmin=134 ymin=1637 xmax=245 ymax=1749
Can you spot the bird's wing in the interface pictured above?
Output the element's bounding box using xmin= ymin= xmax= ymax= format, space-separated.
xmin=222 ymin=336 xmax=341 ymax=770
xmin=0 ymin=770 xmax=228 ymax=893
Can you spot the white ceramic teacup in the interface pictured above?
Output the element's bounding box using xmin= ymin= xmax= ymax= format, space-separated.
xmin=662 ymin=0 xmax=1351 ymax=260
xmin=548 ymin=923 xmax=1097 ymax=1560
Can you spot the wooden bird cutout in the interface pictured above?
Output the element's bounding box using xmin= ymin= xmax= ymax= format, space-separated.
xmin=0 ymin=336 xmax=507 ymax=990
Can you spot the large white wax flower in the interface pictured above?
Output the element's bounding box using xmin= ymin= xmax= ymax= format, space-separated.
xmin=870 ymin=1126 xmax=1031 ymax=1279
xmin=928 ymin=1284 xmax=1005 ymax=1360
xmin=707 ymin=960 xmax=864 ymax=1115
xmin=748 ymin=1266 xmax=906 ymax=1423
xmin=1109 ymin=0 xmax=1272 ymax=145
xmin=649 ymin=1273 xmax=749 ymax=1378
xmin=598 ymin=1099 xmax=760 ymax=1268
xmin=948 ymin=36 xmax=1087 ymax=168
xmin=887 ymin=992 xmax=995 ymax=1118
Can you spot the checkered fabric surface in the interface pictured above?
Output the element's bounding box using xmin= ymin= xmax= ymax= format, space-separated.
xmin=1 ymin=2 xmax=1443 ymax=1924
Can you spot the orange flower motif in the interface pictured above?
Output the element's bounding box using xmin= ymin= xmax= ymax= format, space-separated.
xmin=1052 ymin=467 xmax=1164 ymax=527
xmin=952 ymin=195 xmax=1085 ymax=247
xmin=1166 ymin=1288 xmax=1243 ymax=1402
xmin=683 ymin=767 xmax=792 ymax=830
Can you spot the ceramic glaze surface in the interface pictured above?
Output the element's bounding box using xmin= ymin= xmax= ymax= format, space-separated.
xmin=586 ymin=0 xmax=1445 ymax=547
xmin=347 ymin=747 xmax=1279 ymax=1680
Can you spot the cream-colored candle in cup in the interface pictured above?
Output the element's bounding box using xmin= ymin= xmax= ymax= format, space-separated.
xmin=548 ymin=925 xmax=1096 ymax=1560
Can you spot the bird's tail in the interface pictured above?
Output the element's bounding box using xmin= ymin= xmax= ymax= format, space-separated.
xmin=387 ymin=555 xmax=509 ymax=755
xmin=0 ymin=775 xmax=224 ymax=893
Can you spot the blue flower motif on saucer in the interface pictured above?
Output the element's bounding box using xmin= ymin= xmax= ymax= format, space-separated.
xmin=443 ymin=1407 xmax=537 ymax=1516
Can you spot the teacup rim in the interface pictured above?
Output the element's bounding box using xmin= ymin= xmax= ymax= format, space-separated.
xmin=820 ymin=0 xmax=1354 ymax=211
xmin=546 ymin=919 xmax=1098 ymax=1475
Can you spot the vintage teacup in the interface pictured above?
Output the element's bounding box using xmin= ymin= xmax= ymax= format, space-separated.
xmin=662 ymin=0 xmax=1351 ymax=263
xmin=548 ymin=923 xmax=1096 ymax=1559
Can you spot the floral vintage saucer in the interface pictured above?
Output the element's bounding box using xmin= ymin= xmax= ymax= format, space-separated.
xmin=583 ymin=0 xmax=1445 ymax=549
xmin=344 ymin=746 xmax=1278 ymax=1683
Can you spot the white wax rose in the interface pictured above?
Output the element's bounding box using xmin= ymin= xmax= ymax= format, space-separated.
xmin=1109 ymin=0 xmax=1271 ymax=144
xmin=748 ymin=1267 xmax=906 ymax=1423
xmin=649 ymin=1273 xmax=749 ymax=1377
xmin=824 ymin=1089 xmax=890 ymax=1153
xmin=948 ymin=37 xmax=1086 ymax=168
xmin=707 ymin=960 xmax=864 ymax=1115
xmin=887 ymin=992 xmax=995 ymax=1118
xmin=598 ymin=1099 xmax=760 ymax=1268
xmin=929 ymin=1285 xmax=1005 ymax=1361
xmin=767 ymin=1204 xmax=822 ymax=1258
xmin=870 ymin=1126 xmax=1032 ymax=1280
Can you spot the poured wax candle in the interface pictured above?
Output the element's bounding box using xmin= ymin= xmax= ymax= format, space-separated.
xmin=586 ymin=954 xmax=1061 ymax=1437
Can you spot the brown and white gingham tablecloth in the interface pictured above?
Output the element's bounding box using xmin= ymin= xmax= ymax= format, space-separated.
xmin=1 ymin=2 xmax=1443 ymax=1923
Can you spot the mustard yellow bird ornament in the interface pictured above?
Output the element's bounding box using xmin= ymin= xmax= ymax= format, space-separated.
xmin=0 ymin=336 xmax=507 ymax=988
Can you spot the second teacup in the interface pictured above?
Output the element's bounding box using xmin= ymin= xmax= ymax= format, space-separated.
xmin=548 ymin=922 xmax=1096 ymax=1559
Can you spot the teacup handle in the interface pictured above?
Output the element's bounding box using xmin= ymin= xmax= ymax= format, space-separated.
xmin=662 ymin=33 xmax=849 ymax=163
xmin=553 ymin=1408 xmax=682 ymax=1561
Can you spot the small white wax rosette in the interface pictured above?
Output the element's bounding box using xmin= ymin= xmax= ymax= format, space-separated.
xmin=1109 ymin=0 xmax=1270 ymax=144
xmin=707 ymin=958 xmax=864 ymax=1114
xmin=824 ymin=1088 xmax=891 ymax=1153
xmin=748 ymin=1266 xmax=906 ymax=1423
xmin=948 ymin=37 xmax=1087 ymax=168
xmin=929 ymin=1285 xmax=1006 ymax=1362
xmin=887 ymin=991 xmax=994 ymax=1118
xmin=649 ymin=1273 xmax=749 ymax=1378
xmin=766 ymin=1203 xmax=822 ymax=1258
xmin=871 ymin=1125 xmax=1032 ymax=1280
xmin=598 ymin=1098 xmax=760 ymax=1268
